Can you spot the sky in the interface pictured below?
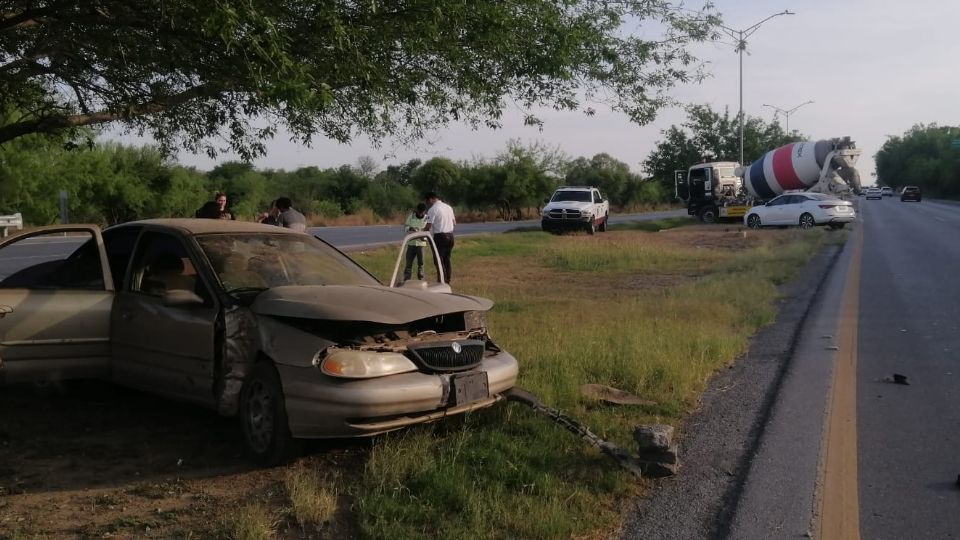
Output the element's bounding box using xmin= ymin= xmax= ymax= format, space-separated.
xmin=119 ymin=0 xmax=960 ymax=184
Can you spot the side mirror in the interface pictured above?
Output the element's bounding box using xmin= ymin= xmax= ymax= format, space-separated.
xmin=164 ymin=289 xmax=205 ymax=307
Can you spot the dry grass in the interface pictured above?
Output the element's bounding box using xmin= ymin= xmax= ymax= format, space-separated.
xmin=284 ymin=463 xmax=339 ymax=529
xmin=0 ymin=219 xmax=836 ymax=540
xmin=221 ymin=504 xmax=275 ymax=540
xmin=350 ymin=223 xmax=833 ymax=539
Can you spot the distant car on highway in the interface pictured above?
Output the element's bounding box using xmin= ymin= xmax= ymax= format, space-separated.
xmin=745 ymin=192 xmax=855 ymax=230
xmin=865 ymin=187 xmax=883 ymax=200
xmin=881 ymin=186 xmax=893 ymax=197
xmin=900 ymin=186 xmax=922 ymax=202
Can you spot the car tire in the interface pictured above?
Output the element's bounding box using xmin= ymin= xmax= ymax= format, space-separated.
xmin=799 ymin=213 xmax=816 ymax=229
xmin=240 ymin=362 xmax=300 ymax=466
xmin=747 ymin=214 xmax=762 ymax=229
xmin=599 ymin=214 xmax=609 ymax=232
xmin=586 ymin=218 xmax=596 ymax=235
xmin=699 ymin=206 xmax=718 ymax=224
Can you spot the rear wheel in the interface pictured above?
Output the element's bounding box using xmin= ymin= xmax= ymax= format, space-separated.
xmin=699 ymin=206 xmax=718 ymax=224
xmin=799 ymin=213 xmax=816 ymax=229
xmin=747 ymin=214 xmax=762 ymax=229
xmin=240 ymin=362 xmax=300 ymax=466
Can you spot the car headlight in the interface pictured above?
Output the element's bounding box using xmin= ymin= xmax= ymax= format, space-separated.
xmin=317 ymin=349 xmax=418 ymax=379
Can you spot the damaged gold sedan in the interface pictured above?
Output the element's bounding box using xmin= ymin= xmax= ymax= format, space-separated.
xmin=0 ymin=220 xmax=518 ymax=464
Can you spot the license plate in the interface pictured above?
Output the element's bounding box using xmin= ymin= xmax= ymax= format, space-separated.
xmin=451 ymin=371 xmax=489 ymax=405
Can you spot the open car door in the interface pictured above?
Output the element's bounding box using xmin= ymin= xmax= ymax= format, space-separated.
xmin=0 ymin=225 xmax=114 ymax=384
xmin=388 ymin=232 xmax=452 ymax=293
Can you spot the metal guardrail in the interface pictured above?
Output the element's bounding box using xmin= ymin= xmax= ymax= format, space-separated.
xmin=0 ymin=213 xmax=23 ymax=237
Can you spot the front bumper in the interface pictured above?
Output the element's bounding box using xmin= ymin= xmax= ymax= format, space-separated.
xmin=278 ymin=350 xmax=519 ymax=438
xmin=541 ymin=216 xmax=595 ymax=230
xmin=826 ymin=213 xmax=856 ymax=224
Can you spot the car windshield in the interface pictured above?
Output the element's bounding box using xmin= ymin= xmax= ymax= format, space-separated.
xmin=197 ymin=233 xmax=379 ymax=292
xmin=551 ymin=191 xmax=591 ymax=202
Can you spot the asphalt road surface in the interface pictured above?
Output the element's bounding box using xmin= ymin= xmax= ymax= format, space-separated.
xmin=627 ymin=198 xmax=960 ymax=539
xmin=728 ymin=198 xmax=960 ymax=539
xmin=0 ymin=209 xmax=686 ymax=279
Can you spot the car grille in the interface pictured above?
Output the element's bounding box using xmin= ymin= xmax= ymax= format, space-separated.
xmin=548 ymin=209 xmax=581 ymax=219
xmin=406 ymin=340 xmax=484 ymax=372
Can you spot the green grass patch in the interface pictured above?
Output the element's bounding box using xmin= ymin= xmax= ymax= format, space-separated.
xmin=607 ymin=216 xmax=695 ymax=232
xmin=348 ymin=227 xmax=833 ymax=539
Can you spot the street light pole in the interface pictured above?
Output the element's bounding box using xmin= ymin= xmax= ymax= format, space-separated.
xmin=763 ymin=100 xmax=815 ymax=135
xmin=719 ymin=10 xmax=795 ymax=165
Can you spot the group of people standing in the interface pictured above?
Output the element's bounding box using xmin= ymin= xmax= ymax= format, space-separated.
xmin=195 ymin=192 xmax=306 ymax=232
xmin=403 ymin=192 xmax=456 ymax=284
xmin=196 ymin=190 xmax=456 ymax=284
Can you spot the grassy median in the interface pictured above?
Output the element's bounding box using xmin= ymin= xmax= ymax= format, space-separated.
xmin=343 ymin=222 xmax=831 ymax=539
xmin=0 ymin=221 xmax=836 ymax=540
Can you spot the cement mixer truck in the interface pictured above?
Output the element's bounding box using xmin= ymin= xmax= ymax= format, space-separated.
xmin=675 ymin=137 xmax=862 ymax=223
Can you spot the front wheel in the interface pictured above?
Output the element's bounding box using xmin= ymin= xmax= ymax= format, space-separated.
xmin=586 ymin=218 xmax=596 ymax=235
xmin=799 ymin=213 xmax=816 ymax=229
xmin=699 ymin=206 xmax=718 ymax=224
xmin=747 ymin=214 xmax=762 ymax=229
xmin=240 ymin=362 xmax=300 ymax=466
xmin=598 ymin=214 xmax=609 ymax=232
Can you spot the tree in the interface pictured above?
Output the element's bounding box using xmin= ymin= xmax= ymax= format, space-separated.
xmin=643 ymin=104 xmax=802 ymax=193
xmin=410 ymin=158 xmax=464 ymax=203
xmin=875 ymin=124 xmax=960 ymax=197
xmin=565 ymin=153 xmax=632 ymax=206
xmin=0 ymin=1 xmax=719 ymax=157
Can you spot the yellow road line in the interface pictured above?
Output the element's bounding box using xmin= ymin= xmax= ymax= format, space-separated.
xmin=818 ymin=224 xmax=863 ymax=539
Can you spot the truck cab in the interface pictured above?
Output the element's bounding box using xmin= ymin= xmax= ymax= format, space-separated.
xmin=675 ymin=162 xmax=748 ymax=223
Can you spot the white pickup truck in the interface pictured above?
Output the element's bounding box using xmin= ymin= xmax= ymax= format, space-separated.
xmin=540 ymin=186 xmax=610 ymax=234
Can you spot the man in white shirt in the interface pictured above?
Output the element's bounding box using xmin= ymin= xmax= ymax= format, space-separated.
xmin=423 ymin=192 xmax=456 ymax=283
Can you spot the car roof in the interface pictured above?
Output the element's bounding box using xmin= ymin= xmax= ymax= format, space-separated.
xmin=801 ymin=193 xmax=848 ymax=200
xmin=108 ymin=218 xmax=305 ymax=236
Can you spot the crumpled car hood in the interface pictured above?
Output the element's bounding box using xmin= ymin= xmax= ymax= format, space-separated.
xmin=251 ymin=285 xmax=493 ymax=324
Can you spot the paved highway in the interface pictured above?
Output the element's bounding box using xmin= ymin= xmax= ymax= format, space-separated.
xmin=727 ymin=198 xmax=960 ymax=539
xmin=0 ymin=209 xmax=686 ymax=279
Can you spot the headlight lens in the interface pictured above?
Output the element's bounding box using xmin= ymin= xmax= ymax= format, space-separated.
xmin=318 ymin=349 xmax=418 ymax=379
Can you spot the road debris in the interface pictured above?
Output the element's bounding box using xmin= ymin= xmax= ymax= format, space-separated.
xmin=634 ymin=425 xmax=680 ymax=477
xmin=504 ymin=387 xmax=645 ymax=477
xmin=825 ymin=345 xmax=839 ymax=351
xmin=580 ymin=384 xmax=657 ymax=406
xmin=881 ymin=373 xmax=910 ymax=385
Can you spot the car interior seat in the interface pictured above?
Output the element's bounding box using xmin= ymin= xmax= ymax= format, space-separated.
xmin=142 ymin=252 xmax=194 ymax=294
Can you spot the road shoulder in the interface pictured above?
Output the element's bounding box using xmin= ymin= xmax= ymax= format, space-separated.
xmin=623 ymin=242 xmax=844 ymax=539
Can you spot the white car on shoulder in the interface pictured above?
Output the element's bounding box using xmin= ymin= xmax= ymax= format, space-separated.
xmin=744 ymin=192 xmax=855 ymax=230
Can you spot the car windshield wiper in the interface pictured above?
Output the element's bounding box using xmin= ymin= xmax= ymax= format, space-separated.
xmin=226 ymin=286 xmax=268 ymax=296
